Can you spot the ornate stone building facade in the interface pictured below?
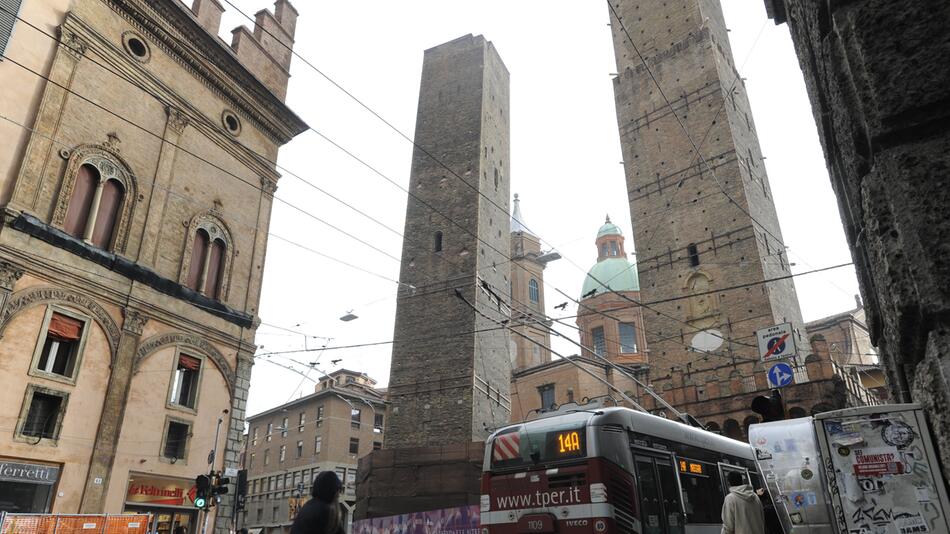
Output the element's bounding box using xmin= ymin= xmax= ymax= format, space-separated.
xmin=0 ymin=1 xmax=305 ymax=532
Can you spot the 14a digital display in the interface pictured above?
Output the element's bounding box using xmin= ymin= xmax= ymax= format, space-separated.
xmin=679 ymin=460 xmax=705 ymax=475
xmin=557 ymin=431 xmax=581 ymax=453
xmin=545 ymin=428 xmax=586 ymax=459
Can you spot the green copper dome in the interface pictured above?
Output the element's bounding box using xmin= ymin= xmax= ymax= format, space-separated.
xmin=581 ymin=257 xmax=640 ymax=299
xmin=596 ymin=216 xmax=622 ymax=238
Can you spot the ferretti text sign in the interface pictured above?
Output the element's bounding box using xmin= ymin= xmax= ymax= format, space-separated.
xmin=0 ymin=461 xmax=60 ymax=485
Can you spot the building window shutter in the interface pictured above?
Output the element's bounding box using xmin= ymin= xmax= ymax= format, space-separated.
xmin=187 ymin=229 xmax=210 ymax=291
xmin=90 ymin=179 xmax=124 ymax=249
xmin=47 ymin=313 xmax=83 ymax=340
xmin=64 ymin=165 xmax=98 ymax=238
xmin=0 ymin=0 xmax=23 ymax=58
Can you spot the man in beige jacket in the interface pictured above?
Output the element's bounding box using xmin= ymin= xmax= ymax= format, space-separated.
xmin=721 ymin=471 xmax=766 ymax=534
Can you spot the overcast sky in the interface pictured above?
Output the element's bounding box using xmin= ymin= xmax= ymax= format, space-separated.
xmin=216 ymin=1 xmax=862 ymax=417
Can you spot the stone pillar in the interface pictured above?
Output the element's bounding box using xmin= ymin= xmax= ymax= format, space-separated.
xmin=0 ymin=262 xmax=24 ymax=317
xmin=79 ymin=308 xmax=148 ymax=513
xmin=213 ymin=348 xmax=253 ymax=534
xmin=138 ymin=106 xmax=189 ymax=267
xmin=9 ymin=26 xmax=87 ymax=214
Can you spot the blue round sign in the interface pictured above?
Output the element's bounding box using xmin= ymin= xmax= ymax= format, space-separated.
xmin=768 ymin=362 xmax=794 ymax=388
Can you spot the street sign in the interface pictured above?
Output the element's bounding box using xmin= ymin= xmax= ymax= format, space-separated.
xmin=768 ymin=362 xmax=794 ymax=388
xmin=756 ymin=322 xmax=797 ymax=362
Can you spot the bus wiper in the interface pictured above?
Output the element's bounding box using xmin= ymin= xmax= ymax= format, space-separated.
xmin=530 ymin=451 xmax=541 ymax=464
xmin=567 ymin=409 xmax=604 ymax=415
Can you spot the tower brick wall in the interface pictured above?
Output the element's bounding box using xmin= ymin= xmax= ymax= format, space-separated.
xmin=386 ymin=35 xmax=511 ymax=448
xmin=608 ymin=0 xmax=808 ymax=423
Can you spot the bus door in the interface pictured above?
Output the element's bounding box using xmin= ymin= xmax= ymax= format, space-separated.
xmin=717 ymin=464 xmax=751 ymax=494
xmin=634 ymin=453 xmax=685 ymax=534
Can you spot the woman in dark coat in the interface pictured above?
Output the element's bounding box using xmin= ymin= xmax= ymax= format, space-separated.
xmin=291 ymin=471 xmax=344 ymax=534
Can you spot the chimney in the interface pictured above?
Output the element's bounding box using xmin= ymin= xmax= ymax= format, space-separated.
xmin=192 ymin=0 xmax=225 ymax=35
xmin=228 ymin=1 xmax=298 ymax=100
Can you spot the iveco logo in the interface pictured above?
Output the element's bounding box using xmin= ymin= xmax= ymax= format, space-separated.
xmin=566 ymin=521 xmax=589 ymax=527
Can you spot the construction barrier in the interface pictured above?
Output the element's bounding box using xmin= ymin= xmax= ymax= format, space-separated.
xmin=0 ymin=514 xmax=152 ymax=534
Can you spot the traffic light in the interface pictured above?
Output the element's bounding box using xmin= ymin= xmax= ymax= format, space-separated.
xmin=194 ymin=474 xmax=211 ymax=510
xmin=236 ymin=469 xmax=248 ymax=512
xmin=751 ymin=390 xmax=785 ymax=422
xmin=211 ymin=472 xmax=230 ymax=503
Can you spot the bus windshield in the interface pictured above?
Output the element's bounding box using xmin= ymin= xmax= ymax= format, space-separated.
xmin=490 ymin=412 xmax=592 ymax=470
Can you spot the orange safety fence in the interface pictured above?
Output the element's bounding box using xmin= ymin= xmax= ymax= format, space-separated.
xmin=0 ymin=514 xmax=151 ymax=534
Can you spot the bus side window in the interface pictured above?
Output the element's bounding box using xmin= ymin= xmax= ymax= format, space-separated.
xmin=678 ymin=459 xmax=724 ymax=524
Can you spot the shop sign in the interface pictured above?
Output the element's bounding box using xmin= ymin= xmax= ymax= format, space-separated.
xmin=126 ymin=473 xmax=196 ymax=507
xmin=0 ymin=460 xmax=60 ymax=485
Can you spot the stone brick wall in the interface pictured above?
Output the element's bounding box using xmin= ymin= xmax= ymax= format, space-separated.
xmin=766 ymin=0 xmax=950 ymax=478
xmin=386 ymin=35 xmax=512 ymax=448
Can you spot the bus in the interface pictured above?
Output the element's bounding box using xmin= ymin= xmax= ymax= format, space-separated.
xmin=481 ymin=404 xmax=763 ymax=534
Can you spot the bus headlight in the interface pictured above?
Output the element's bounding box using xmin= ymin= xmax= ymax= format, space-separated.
xmin=481 ymin=494 xmax=491 ymax=512
xmin=590 ymin=483 xmax=607 ymax=503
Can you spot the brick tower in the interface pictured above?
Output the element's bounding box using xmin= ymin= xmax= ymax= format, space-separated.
xmin=607 ymin=1 xmax=807 ymax=429
xmin=385 ymin=34 xmax=511 ymax=448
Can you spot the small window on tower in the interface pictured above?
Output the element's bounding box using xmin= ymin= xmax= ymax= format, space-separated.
xmin=687 ymin=244 xmax=700 ymax=267
xmin=610 ymin=241 xmax=619 ymax=256
xmin=538 ymin=384 xmax=555 ymax=411
xmin=528 ymin=279 xmax=539 ymax=303
xmin=434 ymin=231 xmax=443 ymax=252
xmin=592 ymin=327 xmax=606 ymax=356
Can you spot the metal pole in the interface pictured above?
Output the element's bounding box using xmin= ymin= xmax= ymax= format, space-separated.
xmin=201 ymin=416 xmax=225 ymax=534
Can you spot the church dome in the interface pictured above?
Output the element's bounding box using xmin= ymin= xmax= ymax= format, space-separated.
xmin=581 ymin=258 xmax=640 ymax=299
xmin=596 ymin=216 xmax=622 ymax=238
xmin=582 ymin=215 xmax=639 ymax=299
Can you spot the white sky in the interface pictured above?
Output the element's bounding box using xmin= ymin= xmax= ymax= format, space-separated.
xmin=216 ymin=1 xmax=862 ymax=417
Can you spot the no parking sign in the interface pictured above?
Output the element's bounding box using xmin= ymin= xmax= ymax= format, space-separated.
xmin=756 ymin=322 xmax=797 ymax=362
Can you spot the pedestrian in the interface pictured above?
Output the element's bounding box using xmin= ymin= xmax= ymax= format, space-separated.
xmin=721 ymin=471 xmax=765 ymax=534
xmin=290 ymin=471 xmax=345 ymax=534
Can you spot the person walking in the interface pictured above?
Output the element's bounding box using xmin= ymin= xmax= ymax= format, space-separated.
xmin=721 ymin=471 xmax=765 ymax=534
xmin=290 ymin=471 xmax=345 ymax=534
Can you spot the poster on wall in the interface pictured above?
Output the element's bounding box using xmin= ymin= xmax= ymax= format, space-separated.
xmin=352 ymin=505 xmax=479 ymax=534
xmin=815 ymin=405 xmax=950 ymax=534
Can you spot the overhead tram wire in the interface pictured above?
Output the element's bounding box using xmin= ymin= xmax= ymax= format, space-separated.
xmin=0 ymin=9 xmax=549 ymax=303
xmin=8 ymin=9 xmax=854 ymax=361
xmin=193 ymin=3 xmax=849 ymax=357
xmin=454 ymin=289 xmax=647 ymax=412
xmin=607 ymin=2 xmax=786 ymax=248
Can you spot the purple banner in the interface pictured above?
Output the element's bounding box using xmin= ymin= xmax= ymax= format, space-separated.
xmin=352 ymin=505 xmax=480 ymax=534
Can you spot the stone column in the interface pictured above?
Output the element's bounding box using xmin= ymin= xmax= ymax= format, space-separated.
xmin=137 ymin=106 xmax=189 ymax=267
xmin=9 ymin=26 xmax=87 ymax=214
xmin=0 ymin=262 xmax=24 ymax=318
xmin=79 ymin=308 xmax=148 ymax=513
xmin=213 ymin=347 xmax=254 ymax=534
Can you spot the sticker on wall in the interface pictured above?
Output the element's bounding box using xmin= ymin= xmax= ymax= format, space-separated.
xmin=883 ymin=421 xmax=916 ymax=448
xmin=839 ymin=446 xmax=852 ymax=456
xmin=896 ymin=513 xmax=930 ymax=534
xmin=801 ymin=468 xmax=814 ymax=480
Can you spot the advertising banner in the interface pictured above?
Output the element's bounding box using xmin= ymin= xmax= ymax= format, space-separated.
xmin=125 ymin=473 xmax=196 ymax=508
xmin=352 ymin=505 xmax=479 ymax=534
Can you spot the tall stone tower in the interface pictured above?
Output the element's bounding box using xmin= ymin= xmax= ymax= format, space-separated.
xmin=608 ymin=1 xmax=806 ymax=423
xmin=386 ymin=34 xmax=511 ymax=448
xmin=509 ymin=194 xmax=556 ymax=371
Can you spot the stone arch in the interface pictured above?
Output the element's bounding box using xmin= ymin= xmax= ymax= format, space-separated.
xmin=805 ymin=353 xmax=822 ymax=363
xmin=705 ymin=421 xmax=721 ymax=434
xmin=53 ymin=144 xmax=138 ymax=253
xmin=134 ymin=332 xmax=235 ymax=396
xmin=811 ymin=403 xmax=834 ymax=415
xmin=179 ymin=211 xmax=235 ymax=299
xmin=0 ymin=286 xmax=120 ymax=361
xmin=788 ymin=406 xmax=807 ymax=419
xmin=723 ymin=418 xmax=742 ymax=440
xmin=684 ymin=271 xmax=718 ymax=323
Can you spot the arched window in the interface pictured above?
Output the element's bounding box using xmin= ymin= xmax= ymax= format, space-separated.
xmin=63 ymin=164 xmax=125 ymax=249
xmin=723 ymin=419 xmax=742 ymax=440
xmin=181 ymin=214 xmax=233 ymax=302
xmin=434 ymin=231 xmax=443 ymax=252
xmin=609 ymin=241 xmax=619 ymax=256
xmin=788 ymin=407 xmax=807 ymax=419
xmin=187 ymin=229 xmax=210 ymax=292
xmin=528 ymin=279 xmax=539 ymax=303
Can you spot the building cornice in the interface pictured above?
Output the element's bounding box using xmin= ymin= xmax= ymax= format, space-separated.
xmin=104 ymin=0 xmax=307 ymax=145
